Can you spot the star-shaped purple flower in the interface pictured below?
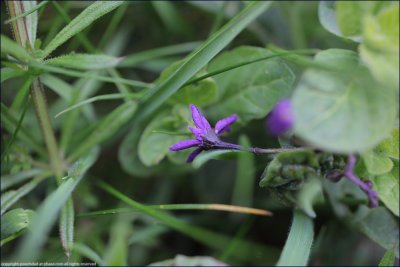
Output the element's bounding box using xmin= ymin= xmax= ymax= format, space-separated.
xmin=169 ymin=104 xmax=240 ymax=163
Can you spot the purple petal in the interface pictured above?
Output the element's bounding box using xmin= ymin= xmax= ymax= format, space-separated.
xmin=266 ymin=99 xmax=294 ymax=136
xmin=189 ymin=127 xmax=204 ymax=141
xmin=190 ymin=104 xmax=211 ymax=131
xmin=215 ymin=114 xmax=238 ymax=135
xmin=169 ymin=139 xmax=200 ymax=151
xmin=186 ymin=148 xmax=203 ymax=163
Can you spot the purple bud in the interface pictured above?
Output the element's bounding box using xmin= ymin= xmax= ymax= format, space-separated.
xmin=267 ymin=99 xmax=294 ymax=136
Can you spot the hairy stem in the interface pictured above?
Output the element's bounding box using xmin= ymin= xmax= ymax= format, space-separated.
xmin=31 ymin=78 xmax=64 ymax=181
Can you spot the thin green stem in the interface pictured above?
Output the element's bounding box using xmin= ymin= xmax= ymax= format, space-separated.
xmin=30 ymin=78 xmax=64 ymax=181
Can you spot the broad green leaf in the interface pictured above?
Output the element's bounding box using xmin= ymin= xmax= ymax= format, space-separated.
xmin=207 ymin=46 xmax=295 ymax=123
xmin=138 ymin=106 xmax=190 ymax=166
xmin=375 ymin=128 xmax=399 ymax=159
xmin=335 ymin=1 xmax=385 ymax=39
xmin=1 ymin=208 xmax=35 ymax=240
xmin=1 ymin=67 xmax=26 ymax=83
xmin=292 ymin=49 xmax=397 ymax=153
xmin=318 ymin=1 xmax=361 ymax=42
xmin=40 ymin=74 xmax=72 ymax=101
xmin=158 ymin=60 xmax=218 ymax=106
xmin=1 ymin=35 xmax=34 ymax=62
xmin=372 ymin=160 xmax=399 ymax=216
xmin=135 ymin=2 xmax=272 ymax=122
xmin=379 ymin=248 xmax=396 ymax=267
xmin=45 ymin=54 xmax=123 ymax=70
xmin=68 ymin=102 xmax=137 ymax=161
xmin=41 ymin=1 xmax=124 ymax=58
xmin=354 ymin=207 xmax=399 ymax=257
xmin=148 ymin=255 xmax=228 ymax=266
xmin=276 ymin=209 xmax=314 ymax=266
xmin=360 ymin=3 xmax=400 ymax=90
xmin=15 ymin=154 xmax=97 ymax=261
xmin=60 ymin=199 xmax=74 ymax=257
xmin=231 ymin=135 xmax=255 ymax=207
xmin=361 ymin=150 xmax=393 ymax=175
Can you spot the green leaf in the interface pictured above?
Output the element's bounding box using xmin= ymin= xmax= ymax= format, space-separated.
xmin=375 ymin=128 xmax=399 ymax=159
xmin=102 ymin=216 xmax=130 ymax=266
xmin=72 ymin=243 xmax=103 ymax=265
xmin=135 ymin=2 xmax=272 ymax=122
xmin=335 ymin=2 xmax=385 ymax=39
xmin=318 ymin=1 xmax=361 ymax=42
xmin=45 ymin=54 xmax=123 ymax=70
xmin=60 ymin=198 xmax=74 ymax=257
xmin=148 ymin=255 xmax=228 ymax=266
xmin=360 ymin=3 xmax=399 ymax=90
xmin=354 ymin=207 xmax=399 ymax=257
xmin=372 ymin=160 xmax=399 ymax=216
xmin=1 ymin=169 xmax=44 ymax=191
xmin=15 ymin=153 xmax=97 ymax=261
xmin=292 ymin=49 xmax=397 ymax=153
xmin=21 ymin=1 xmax=38 ymax=47
xmin=1 ymin=34 xmax=34 ymax=62
xmin=158 ymin=60 xmax=218 ymax=106
xmin=1 ymin=208 xmax=35 ymax=240
xmin=138 ymin=106 xmax=190 ymax=166
xmin=379 ymin=248 xmax=396 ymax=267
xmin=192 ymin=150 xmax=240 ymax=169
xmin=362 ymin=149 xmax=393 ymax=175
xmin=41 ymin=1 xmax=124 ymax=58
xmin=68 ymin=102 xmax=137 ymax=161
xmin=276 ymin=209 xmax=314 ymax=266
xmin=207 ymin=46 xmax=295 ymax=123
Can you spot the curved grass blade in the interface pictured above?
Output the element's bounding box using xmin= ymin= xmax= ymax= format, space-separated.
xmin=119 ymin=42 xmax=202 ymax=67
xmin=1 ymin=169 xmax=45 ymax=191
xmin=135 ymin=1 xmax=272 ymax=122
xmin=97 ymin=181 xmax=280 ymax=264
xmin=55 ymin=93 xmax=138 ymax=118
xmin=72 ymin=243 xmax=102 ymax=265
xmin=41 ymin=1 xmax=123 ymax=58
xmin=276 ymin=210 xmax=314 ymax=266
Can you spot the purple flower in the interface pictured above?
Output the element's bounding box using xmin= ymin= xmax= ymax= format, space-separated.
xmin=267 ymin=99 xmax=294 ymax=136
xmin=169 ymin=104 xmax=240 ymax=163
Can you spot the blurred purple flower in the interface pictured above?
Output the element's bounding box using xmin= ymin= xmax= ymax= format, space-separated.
xmin=170 ymin=104 xmax=240 ymax=163
xmin=267 ymin=99 xmax=294 ymax=136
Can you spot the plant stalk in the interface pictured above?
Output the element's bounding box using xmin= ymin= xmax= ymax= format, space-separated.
xmin=30 ymin=78 xmax=64 ymax=181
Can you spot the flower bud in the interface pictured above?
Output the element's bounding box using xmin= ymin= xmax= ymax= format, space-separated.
xmin=267 ymin=99 xmax=294 ymax=136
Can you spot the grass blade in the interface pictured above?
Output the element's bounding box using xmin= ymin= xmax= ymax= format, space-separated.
xmin=97 ymin=181 xmax=280 ymax=264
xmin=231 ymin=135 xmax=255 ymax=207
xmin=14 ymin=154 xmax=96 ymax=261
xmin=78 ymin=203 xmax=271 ymax=217
xmin=276 ymin=210 xmax=314 ymax=266
xmin=67 ymin=102 xmax=137 ymax=161
xmin=1 ymin=169 xmax=45 ymax=191
xmin=135 ymin=1 xmax=272 ymax=122
xmin=55 ymin=93 xmax=138 ymax=118
xmin=72 ymin=243 xmax=102 ymax=265
xmin=1 ymin=35 xmax=33 ymax=62
xmin=5 ymin=1 xmax=47 ymax=25
xmin=41 ymin=1 xmax=124 ymax=58
xmin=1 ymin=174 xmax=48 ymax=215
xmin=119 ymin=42 xmax=202 ymax=67
xmin=1 ymin=67 xmax=26 ymax=83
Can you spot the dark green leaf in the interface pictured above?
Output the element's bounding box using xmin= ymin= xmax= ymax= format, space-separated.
xmin=207 ymin=46 xmax=294 ymax=123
